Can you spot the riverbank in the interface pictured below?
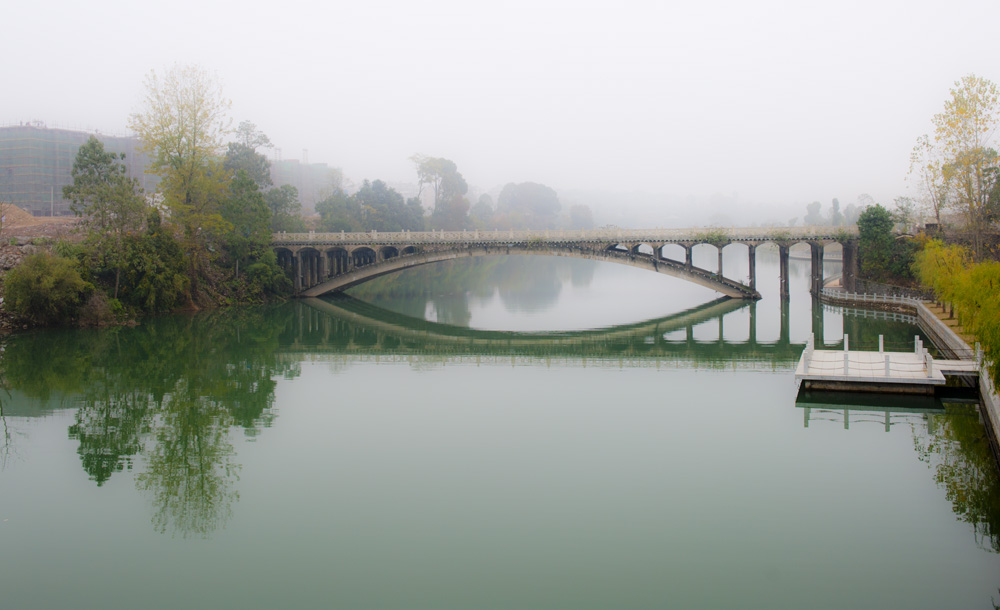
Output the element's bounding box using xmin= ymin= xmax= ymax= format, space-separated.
xmin=0 ymin=211 xmax=82 ymax=332
xmin=819 ymin=288 xmax=1000 ymax=466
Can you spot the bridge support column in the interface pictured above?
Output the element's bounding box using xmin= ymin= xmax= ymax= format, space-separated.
xmin=778 ymin=244 xmax=790 ymax=298
xmin=320 ymin=252 xmax=329 ymax=281
xmin=748 ymin=245 xmax=756 ymax=291
xmin=717 ymin=246 xmax=724 ymax=277
xmin=810 ymin=242 xmax=823 ymax=295
xmin=292 ymin=251 xmax=303 ymax=292
xmin=842 ymin=240 xmax=858 ymax=292
xmin=684 ymin=245 xmax=693 ymax=269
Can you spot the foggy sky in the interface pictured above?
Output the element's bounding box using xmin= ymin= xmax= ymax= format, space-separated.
xmin=4 ymin=0 xmax=998 ymax=224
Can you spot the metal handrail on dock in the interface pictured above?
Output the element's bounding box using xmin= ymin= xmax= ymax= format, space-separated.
xmin=796 ymin=332 xmax=979 ymax=392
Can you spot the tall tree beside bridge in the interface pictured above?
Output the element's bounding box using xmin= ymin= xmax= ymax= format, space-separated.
xmin=411 ymin=154 xmax=469 ymax=230
xmin=495 ymin=182 xmax=561 ymax=230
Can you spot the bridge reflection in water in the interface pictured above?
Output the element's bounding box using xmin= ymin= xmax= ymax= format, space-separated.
xmin=282 ymin=296 xmax=818 ymax=371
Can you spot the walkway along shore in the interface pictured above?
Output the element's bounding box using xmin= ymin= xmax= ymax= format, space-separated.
xmin=818 ymin=288 xmax=1000 ymax=464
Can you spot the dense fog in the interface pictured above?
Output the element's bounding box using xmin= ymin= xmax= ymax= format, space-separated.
xmin=4 ymin=0 xmax=998 ymax=227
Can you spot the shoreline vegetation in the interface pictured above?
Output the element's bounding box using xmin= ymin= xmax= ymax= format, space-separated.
xmin=0 ymin=70 xmax=997 ymax=338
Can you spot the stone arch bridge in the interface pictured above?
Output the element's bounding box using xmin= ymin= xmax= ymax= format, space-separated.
xmin=272 ymin=226 xmax=858 ymax=299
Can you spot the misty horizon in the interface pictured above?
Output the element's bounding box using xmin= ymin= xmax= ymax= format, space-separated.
xmin=4 ymin=0 xmax=997 ymax=227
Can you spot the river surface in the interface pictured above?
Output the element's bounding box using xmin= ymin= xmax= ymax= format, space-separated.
xmin=1 ymin=244 xmax=999 ymax=609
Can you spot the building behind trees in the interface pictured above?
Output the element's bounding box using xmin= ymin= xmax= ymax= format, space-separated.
xmin=0 ymin=123 xmax=156 ymax=216
xmin=0 ymin=123 xmax=339 ymax=218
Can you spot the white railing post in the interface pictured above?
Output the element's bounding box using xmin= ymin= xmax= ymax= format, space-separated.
xmin=844 ymin=334 xmax=849 ymax=352
xmin=926 ymin=353 xmax=934 ymax=378
xmin=844 ymin=352 xmax=850 ymax=375
xmin=878 ymin=335 xmax=884 ymax=352
xmin=884 ymin=354 xmax=890 ymax=376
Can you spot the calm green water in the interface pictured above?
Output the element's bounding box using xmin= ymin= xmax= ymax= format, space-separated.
xmin=1 ymin=247 xmax=999 ymax=609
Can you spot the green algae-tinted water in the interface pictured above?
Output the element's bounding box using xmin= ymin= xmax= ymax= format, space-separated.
xmin=1 ymin=250 xmax=998 ymax=609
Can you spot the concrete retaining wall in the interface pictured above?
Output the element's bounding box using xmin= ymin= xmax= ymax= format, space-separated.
xmin=912 ymin=301 xmax=999 ymax=461
xmin=819 ymin=289 xmax=1000 ymax=464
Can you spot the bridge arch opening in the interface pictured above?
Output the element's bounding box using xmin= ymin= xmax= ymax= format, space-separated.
xmin=691 ymin=243 xmax=721 ymax=273
xmin=380 ymin=246 xmax=399 ymax=261
xmin=661 ymin=244 xmax=686 ymax=264
xmin=401 ymin=246 xmax=418 ymax=256
xmin=351 ymin=246 xmax=377 ymax=267
xmin=327 ymin=247 xmax=350 ymax=275
xmin=275 ymin=247 xmax=294 ymax=273
xmin=633 ymin=243 xmax=654 ymax=256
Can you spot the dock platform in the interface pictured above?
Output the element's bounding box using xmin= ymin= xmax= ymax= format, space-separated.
xmin=794 ymin=334 xmax=979 ymax=394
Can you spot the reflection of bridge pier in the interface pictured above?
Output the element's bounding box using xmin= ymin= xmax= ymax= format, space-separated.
xmin=780 ymin=295 xmax=790 ymax=344
xmin=811 ymin=297 xmax=825 ymax=345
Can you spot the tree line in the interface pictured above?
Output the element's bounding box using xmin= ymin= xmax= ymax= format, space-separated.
xmin=314 ymin=154 xmax=594 ymax=233
xmin=0 ymin=63 xmax=600 ymax=327
xmin=5 ymin=66 xmax=300 ymax=326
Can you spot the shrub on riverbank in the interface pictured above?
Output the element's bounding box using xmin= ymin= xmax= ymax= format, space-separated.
xmin=4 ymin=251 xmax=93 ymax=325
xmin=916 ymin=239 xmax=1000 ymax=383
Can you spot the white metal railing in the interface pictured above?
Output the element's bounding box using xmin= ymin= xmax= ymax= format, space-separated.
xmin=273 ymin=225 xmax=858 ymax=245
xmin=820 ymin=287 xmax=922 ymax=308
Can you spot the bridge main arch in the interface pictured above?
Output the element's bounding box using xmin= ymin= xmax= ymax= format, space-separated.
xmin=297 ymin=243 xmax=761 ymax=299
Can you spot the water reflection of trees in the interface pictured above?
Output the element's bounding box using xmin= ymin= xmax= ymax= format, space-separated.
xmin=1 ymin=306 xmax=299 ymax=537
xmin=913 ymin=404 xmax=1000 ymax=553
xmin=347 ymin=255 xmax=596 ymax=323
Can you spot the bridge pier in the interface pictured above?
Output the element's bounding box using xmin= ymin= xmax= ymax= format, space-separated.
xmin=809 ymin=242 xmax=824 ymax=295
xmin=292 ymin=251 xmax=303 ymax=292
xmin=779 ymin=244 xmax=790 ymax=298
xmin=717 ymin=246 xmax=724 ymax=277
xmin=748 ymin=245 xmax=756 ymax=292
xmin=842 ymin=240 xmax=858 ymax=292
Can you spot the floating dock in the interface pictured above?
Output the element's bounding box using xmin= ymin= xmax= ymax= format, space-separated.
xmin=795 ymin=334 xmax=979 ymax=394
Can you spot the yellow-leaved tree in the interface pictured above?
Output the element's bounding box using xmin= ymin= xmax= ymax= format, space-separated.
xmin=912 ymin=75 xmax=1000 ymax=258
xmin=128 ymin=65 xmax=233 ymax=287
